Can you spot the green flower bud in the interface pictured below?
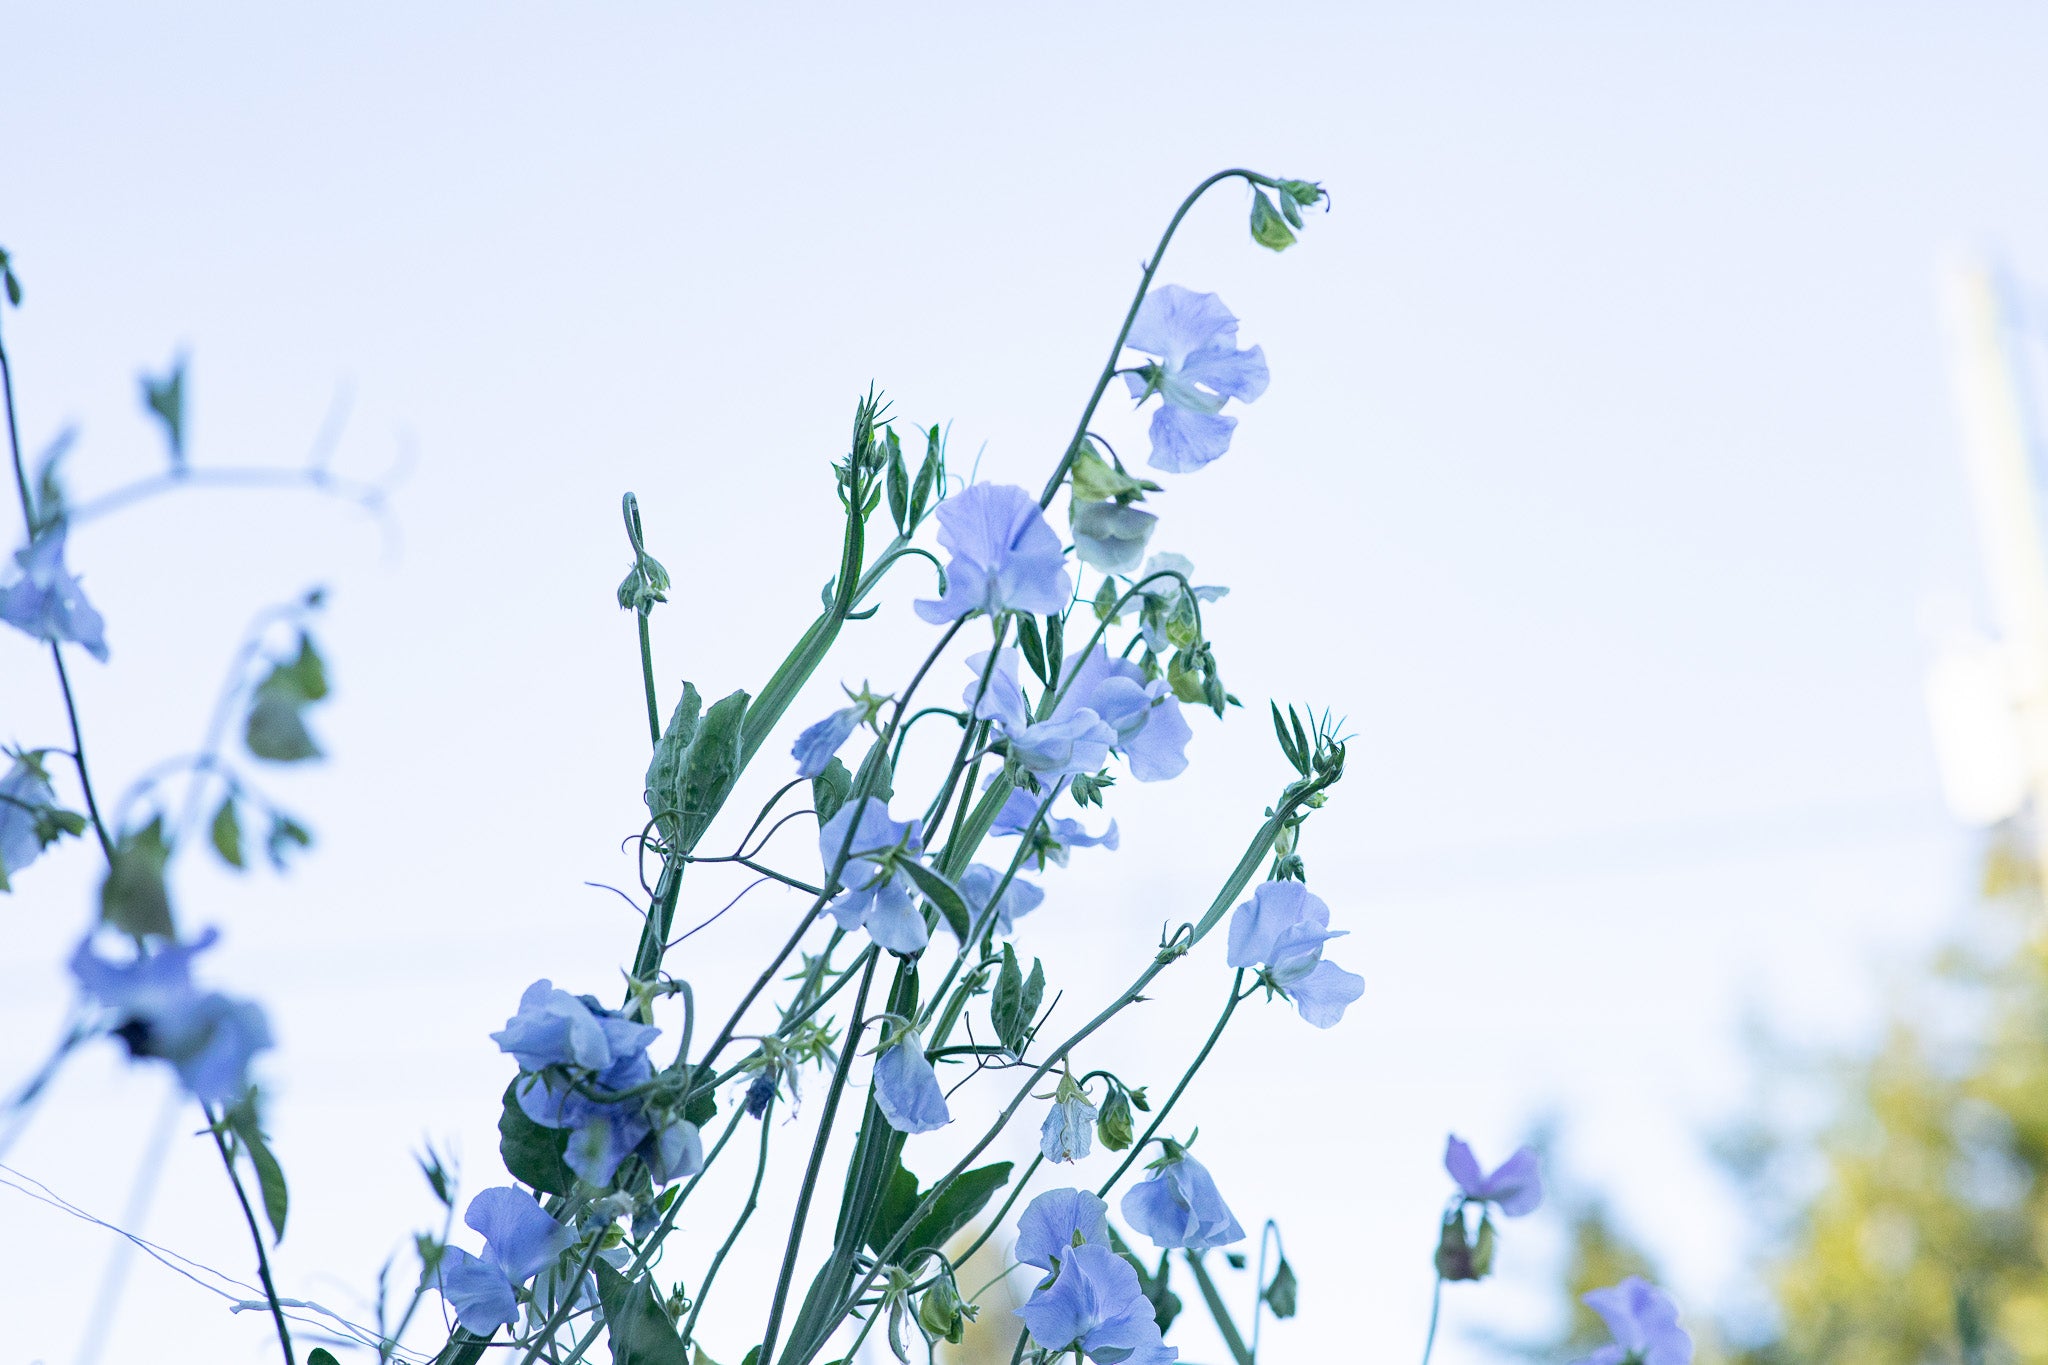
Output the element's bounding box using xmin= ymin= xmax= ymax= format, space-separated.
xmin=1471 ymin=1213 xmax=1498 ymax=1278
xmin=1098 ymin=1085 xmax=1136 ymax=1151
xmin=1434 ymin=1209 xmax=1479 ymax=1282
xmin=1249 ymin=189 xmax=1297 ymax=252
xmin=917 ymin=1279 xmax=976 ymax=1345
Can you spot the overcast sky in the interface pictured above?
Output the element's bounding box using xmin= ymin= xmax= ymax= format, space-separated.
xmin=2 ymin=6 xmax=2042 ymax=1363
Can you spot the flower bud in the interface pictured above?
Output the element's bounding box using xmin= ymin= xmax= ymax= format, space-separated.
xmin=1434 ymin=1210 xmax=1479 ymax=1282
xmin=1249 ymin=189 xmax=1298 ymax=252
xmin=917 ymin=1278 xmax=976 ymax=1344
xmin=1097 ymin=1085 xmax=1136 ymax=1151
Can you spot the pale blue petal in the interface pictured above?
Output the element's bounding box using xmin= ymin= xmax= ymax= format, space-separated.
xmin=1071 ymin=501 xmax=1158 ymax=574
xmin=792 ymin=706 xmax=863 ymax=778
xmin=914 ymin=559 xmax=989 ymax=624
xmin=1290 ymin=959 xmax=1364 ymax=1029
xmin=647 ymin=1119 xmax=705 ymax=1185
xmin=918 ymin=483 xmax=1070 ymax=620
xmin=0 ymin=529 xmax=110 ymax=662
xmin=438 ymin=1246 xmax=520 ymax=1333
xmin=1145 ymin=405 xmax=1236 ymax=475
xmin=1119 ymin=692 xmax=1192 ymax=783
xmin=1443 ymin=1135 xmax=1485 ymax=1198
xmin=872 ymin=1035 xmax=951 ymax=1134
xmin=1178 ymin=342 xmax=1269 ymax=404
xmin=1484 ymin=1145 xmax=1543 ymax=1216
xmin=0 ymin=757 xmax=58 ymax=879
xmin=1014 ymin=1188 xmax=1109 ymax=1271
xmin=1039 ymin=1096 xmax=1098 ymax=1164
xmin=965 ymin=649 xmax=1033 ymax=732
xmin=564 ymin=1108 xmax=650 ymax=1187
xmin=466 ymin=1186 xmax=574 ymax=1284
xmin=959 ymin=863 xmax=1044 ymax=937
xmin=1125 ymin=286 xmax=1239 ymax=367
xmin=862 ymin=878 xmax=931 ymax=955
xmin=1123 ymin=1155 xmax=1245 ymax=1250
xmin=1011 ymin=710 xmax=1118 ymax=780
xmin=1226 ymin=881 xmax=1326 ymax=970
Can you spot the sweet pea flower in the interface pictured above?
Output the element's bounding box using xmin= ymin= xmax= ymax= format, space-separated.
xmin=1576 ymin=1277 xmax=1693 ymax=1365
xmin=515 ymin=1048 xmax=657 ymax=1187
xmin=991 ymin=786 xmax=1118 ymax=869
xmin=1225 ymin=881 xmax=1365 ymax=1028
xmin=1015 ymin=1242 xmax=1177 ymax=1365
xmin=0 ymin=752 xmax=62 ymax=888
xmin=969 ymin=645 xmax=1191 ymax=785
xmin=0 ymin=527 xmax=109 ymax=661
xmin=1071 ymin=500 xmax=1158 ymax=574
xmin=1121 ymin=285 xmax=1269 ymax=474
xmin=436 ymin=1186 xmax=576 ymax=1334
xmin=491 ymin=980 xmax=660 ymax=1074
xmin=818 ymin=796 xmax=928 ymax=954
xmin=958 ymin=862 xmax=1045 ymax=937
xmin=1121 ymin=1146 xmax=1243 ymax=1250
xmin=1444 ymin=1135 xmax=1543 ymax=1217
xmin=914 ymin=483 xmax=1072 ymax=625
xmin=872 ymin=1029 xmax=950 ymax=1134
xmin=1039 ymin=1074 xmax=1098 ymax=1164
xmin=1133 ymin=553 xmax=1228 ymax=654
xmin=69 ymin=928 xmax=272 ymax=1105
xmin=1014 ymin=1188 xmax=1110 ymax=1272
xmin=967 ymin=648 xmax=1117 ymax=781
xmin=791 ymin=684 xmax=888 ymax=778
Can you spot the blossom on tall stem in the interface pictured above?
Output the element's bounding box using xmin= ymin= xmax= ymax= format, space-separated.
xmin=0 ymin=526 xmax=109 ymax=661
xmin=1443 ymin=1135 xmax=1542 ymax=1217
xmin=1122 ymin=285 xmax=1269 ymax=474
xmin=1226 ymin=880 xmax=1364 ymax=1028
xmin=914 ymin=482 xmax=1072 ymax=624
xmin=871 ymin=1028 xmax=950 ymax=1135
xmin=436 ymin=1186 xmax=576 ymax=1334
xmin=968 ymin=644 xmax=1192 ymax=785
xmin=1575 ymin=1277 xmax=1693 ymax=1365
xmin=1120 ymin=1142 xmax=1243 ymax=1250
xmin=69 ymin=928 xmax=272 ymax=1105
xmin=818 ymin=796 xmax=928 ymax=954
xmin=1014 ymin=1188 xmax=1110 ymax=1272
xmin=1015 ymin=1243 xmax=1177 ymax=1364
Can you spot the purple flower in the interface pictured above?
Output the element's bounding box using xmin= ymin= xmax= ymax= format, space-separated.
xmin=1015 ymin=1188 xmax=1110 ymax=1272
xmin=0 ymin=527 xmax=109 ymax=661
xmin=968 ymin=645 xmax=1192 ymax=785
xmin=1015 ymin=1242 xmax=1177 ymax=1364
xmin=1121 ymin=285 xmax=1269 ymax=474
xmin=1577 ymin=1277 xmax=1693 ymax=1365
xmin=1040 ymin=1074 xmax=1098 ymax=1164
xmin=958 ymin=862 xmax=1045 ymax=937
xmin=914 ymin=483 xmax=1073 ymax=625
xmin=492 ymin=980 xmax=661 ymax=1074
xmin=818 ymin=796 xmax=928 ymax=954
xmin=991 ymin=786 xmax=1118 ymax=869
xmin=70 ymin=928 xmax=271 ymax=1105
xmin=1120 ymin=1147 xmax=1243 ymax=1251
xmin=872 ymin=1029 xmax=950 ymax=1134
xmin=1443 ymin=1135 xmax=1542 ymax=1217
xmin=1225 ymin=881 xmax=1364 ymax=1029
xmin=437 ymin=1186 xmax=576 ymax=1334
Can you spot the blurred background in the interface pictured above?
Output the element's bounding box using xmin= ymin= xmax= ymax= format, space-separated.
xmin=4 ymin=4 xmax=2047 ymax=1362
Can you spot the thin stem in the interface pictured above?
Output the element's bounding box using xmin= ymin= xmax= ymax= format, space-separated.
xmin=513 ymin=1233 xmax=608 ymax=1365
xmin=637 ymin=611 xmax=661 ymax=747
xmin=948 ymin=1153 xmax=1045 ymax=1271
xmin=204 ymin=1105 xmax=296 ymax=1365
xmin=1095 ymin=973 xmax=1245 ymax=1197
xmin=1420 ymin=1274 xmax=1444 ymax=1365
xmin=1183 ymin=1249 xmax=1253 ymax=1365
xmin=681 ymin=1096 xmax=777 ymax=1347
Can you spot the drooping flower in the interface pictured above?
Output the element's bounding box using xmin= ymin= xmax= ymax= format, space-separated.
xmin=646 ymin=1117 xmax=705 ymax=1185
xmin=0 ymin=526 xmax=109 ymax=661
xmin=914 ymin=483 xmax=1073 ymax=625
xmin=1014 ymin=1188 xmax=1110 ymax=1272
xmin=0 ymin=751 xmax=76 ymax=891
xmin=1225 ymin=881 xmax=1365 ymax=1029
xmin=1443 ymin=1135 xmax=1543 ymax=1217
xmin=969 ymin=645 xmax=1192 ymax=785
xmin=1120 ymin=1145 xmax=1243 ymax=1250
xmin=492 ymin=980 xmax=661 ymax=1074
xmin=1071 ymin=500 xmax=1158 ymax=574
xmin=436 ymin=1186 xmax=576 ymax=1334
xmin=69 ymin=928 xmax=272 ymax=1105
xmin=991 ymin=786 xmax=1119 ymax=869
xmin=958 ymin=862 xmax=1045 ymax=937
xmin=744 ymin=1071 xmax=777 ymax=1119
xmin=1576 ymin=1277 xmax=1693 ymax=1365
xmin=872 ymin=1029 xmax=950 ymax=1135
xmin=818 ymin=796 xmax=928 ymax=954
xmin=1015 ymin=1242 xmax=1177 ymax=1365
xmin=1121 ymin=285 xmax=1269 ymax=474
xmin=1039 ymin=1072 xmax=1098 ymax=1164
xmin=791 ymin=683 xmax=889 ymax=778
xmin=1133 ymin=553 xmax=1228 ymax=654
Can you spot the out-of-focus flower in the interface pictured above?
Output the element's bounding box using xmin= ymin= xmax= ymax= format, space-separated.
xmin=436 ymin=1186 xmax=576 ymax=1334
xmin=1226 ymin=881 xmax=1364 ymax=1028
xmin=1015 ymin=1242 xmax=1177 ymax=1364
xmin=818 ymin=797 xmax=928 ymax=954
xmin=1121 ymin=285 xmax=1268 ymax=474
xmin=914 ymin=483 xmax=1072 ymax=624
xmin=1120 ymin=1144 xmax=1243 ymax=1250
xmin=0 ymin=750 xmax=83 ymax=891
xmin=1443 ymin=1135 xmax=1542 ymax=1217
xmin=1576 ymin=1277 xmax=1693 ymax=1365
xmin=70 ymin=928 xmax=271 ymax=1105
xmin=872 ymin=1029 xmax=950 ymax=1134
xmin=0 ymin=527 xmax=109 ymax=661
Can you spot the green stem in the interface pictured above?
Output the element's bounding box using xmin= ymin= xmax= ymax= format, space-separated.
xmin=637 ymin=610 xmax=661 ymax=748
xmin=682 ymin=1095 xmax=777 ymax=1348
xmin=1183 ymin=1249 xmax=1253 ymax=1365
xmin=1420 ymin=1273 xmax=1444 ymax=1365
xmin=204 ymin=1107 xmax=295 ymax=1365
xmin=1095 ymin=973 xmax=1245 ymax=1197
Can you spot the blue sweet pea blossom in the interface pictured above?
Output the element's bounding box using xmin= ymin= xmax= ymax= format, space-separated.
xmin=1225 ymin=881 xmax=1365 ymax=1028
xmin=992 ymin=786 xmax=1118 ymax=869
xmin=969 ymin=645 xmax=1192 ymax=785
xmin=1576 ymin=1277 xmax=1693 ymax=1365
xmin=914 ymin=483 xmax=1072 ymax=625
xmin=871 ymin=1028 xmax=950 ymax=1134
xmin=1134 ymin=553 xmax=1228 ymax=654
xmin=1071 ymin=500 xmax=1158 ymax=574
xmin=492 ymin=980 xmax=661 ymax=1073
xmin=436 ymin=1186 xmax=576 ymax=1334
xmin=1120 ymin=1145 xmax=1244 ymax=1251
xmin=0 ymin=751 xmax=62 ymax=888
xmin=69 ymin=928 xmax=272 ymax=1105
xmin=1444 ymin=1135 xmax=1543 ymax=1217
xmin=515 ymin=1049 xmax=657 ymax=1188
xmin=958 ymin=862 xmax=1045 ymax=937
xmin=818 ymin=796 xmax=928 ymax=954
xmin=0 ymin=527 xmax=109 ymax=661
xmin=1014 ymin=1188 xmax=1110 ymax=1272
xmin=1122 ymin=285 xmax=1269 ymax=474
xmin=1039 ymin=1073 xmax=1098 ymax=1164
xmin=1015 ymin=1242 xmax=1177 ymax=1364
xmin=791 ymin=683 xmax=889 ymax=778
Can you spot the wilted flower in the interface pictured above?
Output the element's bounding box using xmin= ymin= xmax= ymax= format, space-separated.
xmin=69 ymin=928 xmax=271 ymax=1105
xmin=1015 ymin=1187 xmax=1110 ymax=1272
xmin=1120 ymin=1143 xmax=1243 ymax=1250
xmin=1576 ymin=1277 xmax=1693 ymax=1365
xmin=914 ymin=482 xmax=1072 ymax=624
xmin=1039 ymin=1072 xmax=1098 ymax=1164
xmin=1225 ymin=881 xmax=1364 ymax=1028
xmin=818 ymin=796 xmax=928 ymax=954
xmin=0 ymin=526 xmax=109 ymax=661
xmin=1015 ymin=1242 xmax=1177 ymax=1364
xmin=744 ymin=1071 xmax=777 ymax=1119
xmin=436 ymin=1186 xmax=576 ymax=1334
xmin=958 ymin=862 xmax=1045 ymax=937
xmin=1122 ymin=285 xmax=1269 ymax=474
xmin=1443 ymin=1135 xmax=1542 ymax=1217
xmin=872 ymin=1028 xmax=950 ymax=1134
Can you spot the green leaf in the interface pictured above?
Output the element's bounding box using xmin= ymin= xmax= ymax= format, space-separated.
xmin=1015 ymin=614 xmax=1048 ymax=686
xmin=142 ymin=360 xmax=186 ymax=467
xmin=498 ymin=1080 xmax=575 ymax=1195
xmin=209 ymin=796 xmax=245 ymax=869
xmin=1270 ymin=702 xmax=1303 ymax=773
xmin=308 ymin=1351 xmax=341 ymax=1365
xmin=1249 ymin=189 xmax=1297 ymax=252
xmin=863 ymin=1156 xmax=923 ymax=1256
xmin=645 ymin=682 xmax=703 ymax=819
xmin=1263 ymin=1257 xmax=1298 ymax=1318
xmin=226 ymin=1100 xmax=288 ymax=1242
xmin=885 ymin=428 xmax=910 ymax=533
xmin=30 ymin=428 xmax=74 ymax=533
xmin=908 ymin=429 xmax=941 ymax=528
xmin=100 ymin=817 xmax=174 ymax=939
xmin=900 ymin=859 xmax=971 ymax=941
xmin=246 ymin=635 xmax=329 ymax=762
xmin=904 ymin=1161 xmax=1011 ymax=1255
xmin=263 ymin=814 xmax=313 ymax=871
xmin=812 ymin=755 xmax=853 ymax=825
xmin=682 ymin=1062 xmax=719 ymax=1128
xmin=991 ymin=944 xmax=1025 ymax=1052
xmin=1043 ymin=613 xmax=1064 ymax=683
xmin=677 ymin=689 xmax=750 ymax=850
xmin=595 ymin=1261 xmax=691 ymax=1365
xmin=1092 ymin=577 xmax=1121 ymax=624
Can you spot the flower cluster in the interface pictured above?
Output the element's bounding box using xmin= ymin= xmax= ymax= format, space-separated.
xmin=1013 ymin=1189 xmax=1178 ymax=1364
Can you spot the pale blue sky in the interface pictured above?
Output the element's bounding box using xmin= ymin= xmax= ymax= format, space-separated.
xmin=1 ymin=5 xmax=2040 ymax=1362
